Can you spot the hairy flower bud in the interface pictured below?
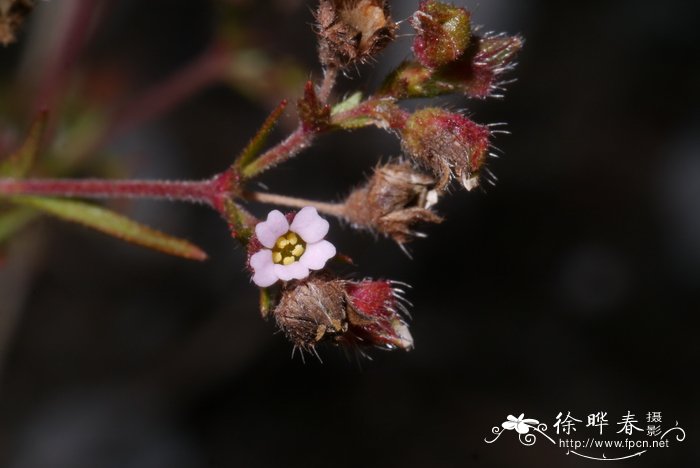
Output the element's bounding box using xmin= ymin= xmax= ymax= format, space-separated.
xmin=410 ymin=0 xmax=471 ymax=69
xmin=316 ymin=0 xmax=397 ymax=68
xmin=380 ymin=33 xmax=524 ymax=100
xmin=344 ymin=280 xmax=413 ymax=350
xmin=401 ymin=108 xmax=490 ymax=191
xmin=343 ymin=161 xmax=442 ymax=244
xmin=272 ymin=276 xmax=413 ymax=353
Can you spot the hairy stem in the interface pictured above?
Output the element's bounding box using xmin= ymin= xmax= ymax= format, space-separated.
xmin=239 ymin=69 xmax=339 ymax=179
xmin=245 ymin=191 xmax=345 ymax=218
xmin=0 ymin=172 xmax=236 ymax=213
xmin=317 ymin=66 xmax=338 ymax=103
xmin=240 ymin=126 xmax=313 ymax=179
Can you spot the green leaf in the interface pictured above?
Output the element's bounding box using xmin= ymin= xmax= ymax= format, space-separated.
xmin=11 ymin=196 xmax=208 ymax=261
xmin=0 ymin=110 xmax=48 ymax=178
xmin=222 ymin=198 xmax=256 ymax=244
xmin=331 ymin=92 xmax=363 ymax=116
xmin=0 ymin=207 xmax=39 ymax=244
xmin=235 ymin=99 xmax=288 ymax=170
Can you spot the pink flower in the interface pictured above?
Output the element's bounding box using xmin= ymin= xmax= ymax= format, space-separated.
xmin=250 ymin=207 xmax=336 ymax=287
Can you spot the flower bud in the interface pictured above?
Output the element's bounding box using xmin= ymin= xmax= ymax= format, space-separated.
xmin=343 ymin=161 xmax=442 ymax=244
xmin=272 ymin=276 xmax=413 ymax=353
xmin=410 ymin=0 xmax=471 ymax=69
xmin=401 ymin=108 xmax=490 ymax=191
xmin=343 ymin=280 xmax=413 ymax=350
xmin=316 ymin=0 xmax=397 ymax=68
xmin=379 ymin=33 xmax=524 ymax=100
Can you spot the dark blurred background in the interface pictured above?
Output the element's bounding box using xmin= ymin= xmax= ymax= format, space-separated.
xmin=0 ymin=0 xmax=698 ymax=467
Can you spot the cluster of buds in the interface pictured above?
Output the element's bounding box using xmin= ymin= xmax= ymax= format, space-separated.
xmin=316 ymin=0 xmax=397 ymax=69
xmin=0 ymin=1 xmax=522 ymax=360
xmin=274 ymin=275 xmax=413 ymax=354
xmin=341 ymin=160 xmax=442 ymax=244
xmin=246 ymin=1 xmax=522 ymax=355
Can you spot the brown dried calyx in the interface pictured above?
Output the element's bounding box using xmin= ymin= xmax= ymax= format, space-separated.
xmin=273 ymin=275 xmax=413 ymax=353
xmin=316 ymin=0 xmax=397 ymax=68
xmin=0 ymin=0 xmax=34 ymax=46
xmin=343 ymin=161 xmax=442 ymax=244
xmin=274 ymin=276 xmax=349 ymax=349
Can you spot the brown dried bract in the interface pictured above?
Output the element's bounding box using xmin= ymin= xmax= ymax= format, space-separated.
xmin=0 ymin=0 xmax=34 ymax=46
xmin=316 ymin=0 xmax=397 ymax=68
xmin=343 ymin=161 xmax=442 ymax=244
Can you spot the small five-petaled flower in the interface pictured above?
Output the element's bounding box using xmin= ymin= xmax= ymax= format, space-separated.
xmin=250 ymin=207 xmax=336 ymax=287
xmin=502 ymin=414 xmax=539 ymax=434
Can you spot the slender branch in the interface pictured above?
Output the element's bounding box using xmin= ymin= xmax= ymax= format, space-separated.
xmin=0 ymin=174 xmax=234 ymax=212
xmin=239 ymin=68 xmax=339 ymax=179
xmin=240 ymin=126 xmax=313 ymax=179
xmin=317 ymin=66 xmax=338 ymax=103
xmin=244 ymin=190 xmax=346 ymax=218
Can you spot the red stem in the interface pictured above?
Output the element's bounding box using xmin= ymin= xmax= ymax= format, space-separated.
xmin=241 ymin=126 xmax=312 ymax=178
xmin=0 ymin=171 xmax=236 ymax=213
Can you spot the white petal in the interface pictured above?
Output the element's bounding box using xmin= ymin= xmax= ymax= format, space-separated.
xmin=522 ymin=418 xmax=539 ymax=426
xmin=507 ymin=415 xmax=518 ymax=422
xmin=273 ymin=262 xmax=310 ymax=281
xmin=255 ymin=210 xmax=289 ymax=248
xmin=250 ymin=250 xmax=278 ymax=287
xmin=299 ymin=240 xmax=336 ymax=270
xmin=290 ymin=206 xmax=329 ymax=243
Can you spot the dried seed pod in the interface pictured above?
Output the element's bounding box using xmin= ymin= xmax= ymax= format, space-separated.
xmin=316 ymin=0 xmax=397 ymax=68
xmin=401 ymin=107 xmax=491 ymax=191
xmin=343 ymin=161 xmax=442 ymax=244
xmin=0 ymin=0 xmax=34 ymax=46
xmin=273 ymin=276 xmax=348 ymax=350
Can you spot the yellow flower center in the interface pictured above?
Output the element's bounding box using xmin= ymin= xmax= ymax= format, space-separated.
xmin=272 ymin=231 xmax=306 ymax=265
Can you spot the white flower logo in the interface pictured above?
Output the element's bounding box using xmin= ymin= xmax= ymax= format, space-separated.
xmin=502 ymin=414 xmax=540 ymax=434
xmin=250 ymin=207 xmax=336 ymax=287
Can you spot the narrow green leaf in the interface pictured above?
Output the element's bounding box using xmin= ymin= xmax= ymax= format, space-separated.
xmin=0 ymin=207 xmax=39 ymax=244
xmin=11 ymin=196 xmax=208 ymax=261
xmin=235 ymin=99 xmax=288 ymax=170
xmin=222 ymin=198 xmax=256 ymax=244
xmin=0 ymin=110 xmax=48 ymax=177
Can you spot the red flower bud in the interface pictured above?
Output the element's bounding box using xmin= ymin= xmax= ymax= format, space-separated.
xmin=401 ymin=108 xmax=490 ymax=191
xmin=344 ymin=280 xmax=413 ymax=350
xmin=379 ymin=33 xmax=524 ymax=100
xmin=410 ymin=0 xmax=471 ymax=69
